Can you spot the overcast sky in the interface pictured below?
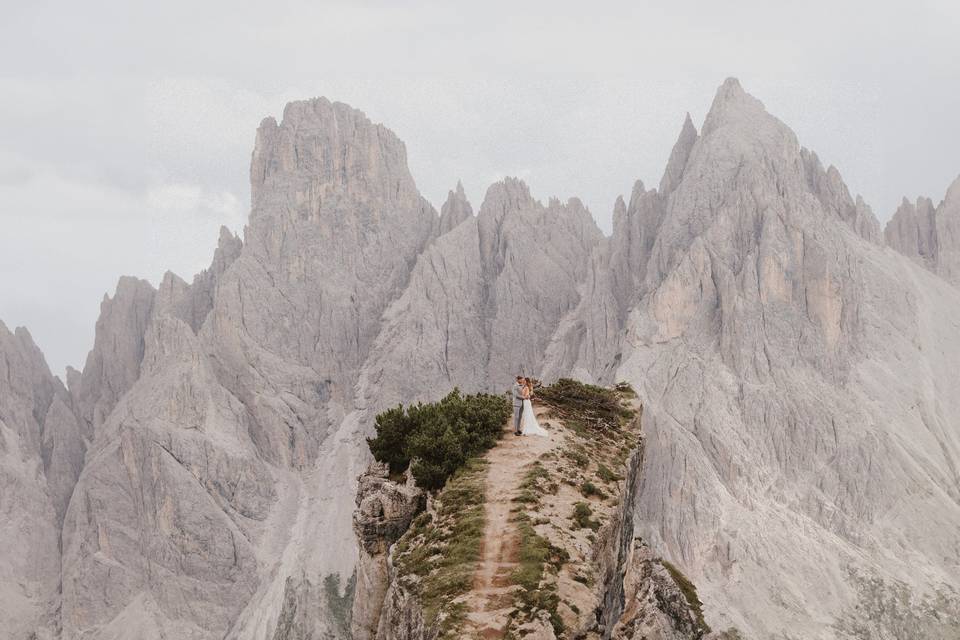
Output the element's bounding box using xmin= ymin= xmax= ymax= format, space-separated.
xmin=1 ymin=0 xmax=958 ymax=376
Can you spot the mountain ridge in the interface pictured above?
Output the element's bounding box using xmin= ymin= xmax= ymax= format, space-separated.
xmin=1 ymin=78 xmax=959 ymax=639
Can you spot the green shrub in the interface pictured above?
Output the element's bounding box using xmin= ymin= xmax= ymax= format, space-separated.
xmin=596 ymin=463 xmax=620 ymax=483
xmin=581 ymin=480 xmax=605 ymax=498
xmin=538 ymin=378 xmax=634 ymax=432
xmin=563 ymin=446 xmax=589 ymax=468
xmin=572 ymin=502 xmax=601 ymax=530
xmin=367 ymin=389 xmax=511 ymax=490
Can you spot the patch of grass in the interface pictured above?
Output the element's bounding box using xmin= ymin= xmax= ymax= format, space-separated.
xmin=571 ymin=502 xmax=601 ymax=531
xmin=661 ymin=558 xmax=711 ymax=635
xmin=563 ymin=446 xmax=589 ymax=468
xmin=510 ymin=513 xmax=567 ymax=636
xmin=567 ymin=419 xmax=589 ymax=438
xmin=393 ymin=458 xmax=487 ymax=638
xmin=581 ymin=480 xmax=606 ymax=499
xmin=513 ymin=462 xmax=552 ymax=506
xmin=596 ymin=463 xmax=620 ymax=483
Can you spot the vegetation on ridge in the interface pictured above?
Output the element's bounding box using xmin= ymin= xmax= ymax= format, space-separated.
xmin=367 ymin=389 xmax=510 ymax=490
xmin=537 ymin=378 xmax=635 ymax=432
xmin=661 ymin=558 xmax=711 ymax=635
xmin=391 ymin=458 xmax=488 ymax=637
xmin=511 ymin=510 xmax=569 ymax=635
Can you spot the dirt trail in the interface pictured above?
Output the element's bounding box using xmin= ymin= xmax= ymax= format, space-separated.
xmin=461 ymin=404 xmax=563 ymax=639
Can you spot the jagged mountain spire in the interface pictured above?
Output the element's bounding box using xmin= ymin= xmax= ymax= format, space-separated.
xmin=886 ymin=174 xmax=960 ymax=285
xmin=659 ymin=112 xmax=698 ymax=195
xmin=438 ymin=179 xmax=473 ymax=234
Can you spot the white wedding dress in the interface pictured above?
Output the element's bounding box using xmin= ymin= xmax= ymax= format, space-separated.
xmin=520 ymin=399 xmax=549 ymax=437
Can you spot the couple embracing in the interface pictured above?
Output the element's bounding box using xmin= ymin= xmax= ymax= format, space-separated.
xmin=511 ymin=375 xmax=549 ymax=438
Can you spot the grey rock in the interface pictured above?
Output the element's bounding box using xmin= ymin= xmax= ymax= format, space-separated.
xmin=373 ymin=572 xmax=434 ymax=640
xmin=59 ymin=98 xmax=436 ymax=639
xmin=886 ymin=175 xmax=960 ymax=287
xmin=358 ymin=177 xmax=601 ymax=412
xmin=437 ymin=180 xmax=473 ymax=235
xmin=351 ymin=463 xmax=425 ymax=640
xmin=72 ymin=276 xmax=156 ymax=436
xmin=0 ymin=321 xmax=82 ymax=638
xmin=609 ymin=541 xmax=707 ymax=640
xmin=885 ymin=195 xmax=939 ymax=267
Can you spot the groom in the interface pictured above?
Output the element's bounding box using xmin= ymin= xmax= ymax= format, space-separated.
xmin=512 ymin=375 xmax=525 ymax=436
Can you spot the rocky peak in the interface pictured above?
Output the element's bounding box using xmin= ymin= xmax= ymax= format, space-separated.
xmin=659 ymin=113 xmax=699 ymax=195
xmin=0 ymin=321 xmax=57 ymax=443
xmin=477 ymin=178 xmax=600 ymax=246
xmin=73 ymin=276 xmax=156 ymax=434
xmin=700 ymin=77 xmax=770 ymax=137
xmin=884 ymin=196 xmax=938 ymax=264
xmin=885 ymin=174 xmax=960 ymax=286
xmin=438 ymin=180 xmax=473 ymax=234
xmin=478 ymin=177 xmax=536 ymax=219
xmin=612 ymin=194 xmax=627 ymax=226
xmin=212 ymin=225 xmax=242 ymax=272
xmin=802 ymin=149 xmax=882 ymax=242
xmin=934 ymin=174 xmax=960 ymax=285
xmin=250 ymin=98 xmax=421 ymax=220
xmin=944 ymin=174 xmax=960 ymax=204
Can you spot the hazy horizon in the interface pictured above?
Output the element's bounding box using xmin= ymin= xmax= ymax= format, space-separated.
xmin=2 ymin=1 xmax=959 ymax=376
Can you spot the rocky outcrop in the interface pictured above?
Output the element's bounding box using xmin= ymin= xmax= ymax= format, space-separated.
xmin=885 ymin=196 xmax=939 ymax=266
xmin=373 ymin=576 xmax=434 ymax=640
xmin=0 ymin=321 xmax=84 ymax=638
xmin=609 ymin=542 xmax=711 ymax=640
xmin=437 ymin=181 xmax=473 ymax=235
xmin=351 ymin=463 xmax=426 ymax=640
xmin=596 ymin=445 xmax=714 ymax=640
xmin=71 ymin=276 xmax=156 ymax=435
xmin=351 ymin=389 xmax=718 ymax=640
xmin=802 ymin=149 xmax=882 ymax=244
xmin=885 ymin=175 xmax=960 ymax=286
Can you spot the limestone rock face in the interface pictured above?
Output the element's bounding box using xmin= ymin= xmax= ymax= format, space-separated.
xmin=609 ymin=541 xmax=707 ymax=640
xmin=358 ymin=177 xmax=601 ymax=412
xmin=886 ymin=196 xmax=938 ymax=265
xmin=0 ymin=322 xmax=84 ymax=639
xmin=351 ymin=463 xmax=425 ymax=640
xmin=437 ymin=181 xmax=473 ymax=235
xmin=886 ymin=175 xmax=960 ymax=287
xmin=72 ymin=276 xmax=156 ymax=435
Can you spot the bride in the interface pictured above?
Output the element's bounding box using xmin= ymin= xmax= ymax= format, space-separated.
xmin=520 ymin=378 xmax=549 ymax=437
